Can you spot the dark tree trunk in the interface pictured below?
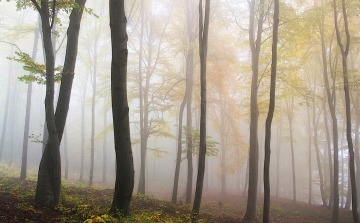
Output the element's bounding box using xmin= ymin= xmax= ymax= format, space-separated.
xmin=109 ymin=0 xmax=135 ymax=216
xmin=34 ymin=0 xmax=87 ymax=207
xmin=333 ymin=0 xmax=358 ymax=221
xmin=192 ymin=0 xmax=210 ymax=221
xmin=320 ymin=14 xmax=339 ymax=213
xmin=21 ymin=29 xmax=40 ymax=180
xmin=184 ymin=0 xmax=196 ymax=204
xmin=263 ymin=0 xmax=279 ymax=221
xmin=34 ymin=0 xmax=61 ymax=208
xmin=243 ymin=0 xmax=264 ymax=220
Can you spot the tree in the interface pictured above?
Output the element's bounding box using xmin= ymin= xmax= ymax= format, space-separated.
xmin=0 ymin=46 xmax=13 ymax=162
xmin=192 ymin=0 xmax=210 ymax=221
xmin=263 ymin=0 xmax=279 ymax=221
xmin=332 ymin=0 xmax=358 ymax=221
xmin=109 ymin=0 xmax=134 ymax=216
xmin=20 ymin=28 xmax=40 ymax=180
xmin=243 ymin=0 xmax=265 ymax=221
xmin=29 ymin=0 xmax=87 ymax=207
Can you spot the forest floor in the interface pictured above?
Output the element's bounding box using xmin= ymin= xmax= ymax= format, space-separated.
xmin=0 ymin=167 xmax=354 ymax=222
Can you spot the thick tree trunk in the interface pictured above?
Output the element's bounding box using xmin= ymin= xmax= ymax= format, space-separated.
xmin=21 ymin=29 xmax=40 ymax=180
xmin=192 ymin=0 xmax=210 ymax=221
xmin=35 ymin=0 xmax=86 ymax=207
xmin=34 ymin=0 xmax=61 ymax=208
xmin=109 ymin=0 xmax=134 ymax=216
xmin=263 ymin=0 xmax=279 ymax=221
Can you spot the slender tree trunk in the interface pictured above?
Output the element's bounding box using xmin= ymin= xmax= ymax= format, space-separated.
xmin=0 ymin=47 xmax=13 ymax=161
xmin=172 ymin=95 xmax=186 ymax=203
xmin=323 ymin=101 xmax=334 ymax=208
xmin=185 ymin=49 xmax=195 ymax=205
xmin=192 ymin=0 xmax=210 ymax=221
xmin=276 ymin=122 xmax=281 ymax=198
xmin=313 ymin=96 xmax=327 ymax=206
xmin=89 ymin=30 xmax=99 ymax=186
xmin=137 ymin=0 xmax=145 ymax=194
xmin=333 ymin=0 xmax=358 ymax=221
xmin=63 ymin=127 xmax=69 ymax=180
xmin=109 ymin=0 xmax=134 ymax=216
xmin=21 ymin=29 xmax=40 ymax=180
xmin=102 ymin=102 xmax=108 ymax=183
xmin=286 ymin=97 xmax=296 ymax=204
xmin=307 ymin=102 xmax=312 ymax=204
xmin=263 ymin=1 xmax=279 ymax=221
xmin=243 ymin=0 xmax=264 ymax=220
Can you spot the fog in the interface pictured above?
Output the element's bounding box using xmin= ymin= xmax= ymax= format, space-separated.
xmin=0 ymin=0 xmax=359 ymax=220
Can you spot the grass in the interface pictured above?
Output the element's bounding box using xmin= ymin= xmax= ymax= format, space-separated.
xmin=0 ymin=163 xmax=354 ymax=222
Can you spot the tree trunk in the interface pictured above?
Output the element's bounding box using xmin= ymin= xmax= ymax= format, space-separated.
xmin=312 ymin=95 xmax=327 ymax=206
xmin=333 ymin=0 xmax=358 ymax=221
xmin=89 ymin=28 xmax=99 ymax=186
xmin=34 ymin=0 xmax=61 ymax=208
xmin=63 ymin=127 xmax=69 ymax=180
xmin=306 ymin=101 xmax=312 ymax=204
xmin=35 ymin=0 xmax=87 ymax=207
xmin=276 ymin=122 xmax=282 ymax=198
xmin=102 ymin=101 xmax=108 ymax=183
xmin=137 ymin=0 xmax=145 ymax=194
xmin=243 ymin=0 xmax=264 ymax=220
xmin=185 ymin=54 xmax=194 ymax=204
xmin=0 ymin=47 xmax=13 ymax=161
xmin=286 ymin=97 xmax=296 ymax=204
xmin=263 ymin=0 xmax=279 ymax=221
xmin=172 ymin=95 xmax=186 ymax=203
xmin=192 ymin=0 xmax=210 ymax=221
xmin=20 ymin=28 xmax=40 ymax=180
xmin=109 ymin=0 xmax=134 ymax=216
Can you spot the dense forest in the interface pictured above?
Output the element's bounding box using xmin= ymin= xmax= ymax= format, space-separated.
xmin=0 ymin=0 xmax=360 ymax=222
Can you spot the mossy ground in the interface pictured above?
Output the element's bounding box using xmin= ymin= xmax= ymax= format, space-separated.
xmin=0 ymin=164 xmax=354 ymax=222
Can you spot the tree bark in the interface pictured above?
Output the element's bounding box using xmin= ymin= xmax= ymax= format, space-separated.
xmin=35 ymin=0 xmax=87 ymax=207
xmin=192 ymin=0 xmax=210 ymax=221
xmin=20 ymin=29 xmax=40 ymax=180
xmin=263 ymin=0 xmax=279 ymax=221
xmin=0 ymin=47 xmax=13 ymax=161
xmin=172 ymin=95 xmax=186 ymax=203
xmin=333 ymin=0 xmax=358 ymax=221
xmin=34 ymin=0 xmax=61 ymax=208
xmin=109 ymin=0 xmax=135 ymax=216
xmin=243 ymin=0 xmax=264 ymax=220
xmin=286 ymin=97 xmax=296 ymax=204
